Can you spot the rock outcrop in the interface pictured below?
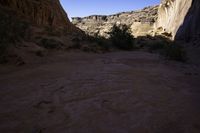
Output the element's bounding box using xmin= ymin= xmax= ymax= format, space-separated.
xmin=73 ymin=0 xmax=200 ymax=42
xmin=72 ymin=6 xmax=158 ymax=38
xmin=0 ymin=0 xmax=84 ymax=64
xmin=0 ymin=0 xmax=72 ymax=29
xmin=175 ymin=0 xmax=200 ymax=41
xmin=156 ymin=0 xmax=193 ymax=39
xmin=156 ymin=0 xmax=200 ymax=41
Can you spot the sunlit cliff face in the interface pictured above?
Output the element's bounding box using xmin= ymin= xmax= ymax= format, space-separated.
xmin=156 ymin=0 xmax=200 ymax=41
xmin=64 ymin=0 xmax=199 ymax=41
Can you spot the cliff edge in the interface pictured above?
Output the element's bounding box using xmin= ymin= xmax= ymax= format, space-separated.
xmin=0 ymin=0 xmax=73 ymax=29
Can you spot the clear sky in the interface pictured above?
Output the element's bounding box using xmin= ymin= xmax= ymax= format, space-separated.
xmin=60 ymin=0 xmax=160 ymax=20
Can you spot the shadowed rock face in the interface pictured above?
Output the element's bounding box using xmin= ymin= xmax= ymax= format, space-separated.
xmin=0 ymin=0 xmax=71 ymax=28
xmin=72 ymin=0 xmax=200 ymax=42
xmin=0 ymin=0 xmax=84 ymax=64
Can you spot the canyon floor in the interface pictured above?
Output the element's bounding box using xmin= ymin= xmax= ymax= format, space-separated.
xmin=0 ymin=51 xmax=200 ymax=133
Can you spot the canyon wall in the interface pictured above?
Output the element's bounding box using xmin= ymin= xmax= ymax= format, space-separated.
xmin=73 ymin=0 xmax=200 ymax=42
xmin=1 ymin=0 xmax=199 ymax=41
xmin=175 ymin=0 xmax=200 ymax=41
xmin=0 ymin=0 xmax=72 ymax=29
xmin=156 ymin=0 xmax=193 ymax=39
xmin=72 ymin=6 xmax=158 ymax=38
xmin=156 ymin=0 xmax=200 ymax=41
xmin=0 ymin=0 xmax=83 ymax=63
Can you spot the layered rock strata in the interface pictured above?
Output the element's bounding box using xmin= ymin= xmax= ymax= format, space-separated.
xmin=72 ymin=6 xmax=158 ymax=38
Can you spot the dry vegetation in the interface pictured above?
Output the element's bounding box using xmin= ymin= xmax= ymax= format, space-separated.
xmin=81 ymin=24 xmax=186 ymax=62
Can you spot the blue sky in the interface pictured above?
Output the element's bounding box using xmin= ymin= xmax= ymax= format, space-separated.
xmin=60 ymin=0 xmax=160 ymax=20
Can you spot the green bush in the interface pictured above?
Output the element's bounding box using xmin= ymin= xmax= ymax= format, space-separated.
xmin=109 ymin=24 xmax=134 ymax=50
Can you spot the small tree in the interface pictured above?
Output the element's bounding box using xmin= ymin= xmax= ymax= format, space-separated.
xmin=109 ymin=24 xmax=134 ymax=50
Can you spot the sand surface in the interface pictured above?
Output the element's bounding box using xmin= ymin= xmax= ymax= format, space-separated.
xmin=0 ymin=51 xmax=200 ymax=133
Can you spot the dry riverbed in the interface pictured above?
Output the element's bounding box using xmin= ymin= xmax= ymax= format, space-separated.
xmin=0 ymin=51 xmax=200 ymax=133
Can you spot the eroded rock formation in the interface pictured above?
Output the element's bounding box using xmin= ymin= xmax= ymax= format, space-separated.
xmin=156 ymin=0 xmax=200 ymax=41
xmin=72 ymin=6 xmax=158 ymax=38
xmin=156 ymin=0 xmax=193 ymax=39
xmin=73 ymin=0 xmax=200 ymax=42
xmin=0 ymin=0 xmax=71 ymax=28
xmin=175 ymin=0 xmax=200 ymax=41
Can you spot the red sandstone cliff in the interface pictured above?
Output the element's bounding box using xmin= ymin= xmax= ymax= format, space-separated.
xmin=0 ymin=0 xmax=72 ymax=29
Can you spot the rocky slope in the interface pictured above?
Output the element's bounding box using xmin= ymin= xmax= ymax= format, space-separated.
xmin=72 ymin=6 xmax=158 ymax=38
xmin=0 ymin=0 xmax=84 ymax=64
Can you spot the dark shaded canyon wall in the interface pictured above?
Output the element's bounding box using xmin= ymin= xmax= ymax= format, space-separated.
xmin=0 ymin=0 xmax=72 ymax=28
xmin=175 ymin=0 xmax=200 ymax=41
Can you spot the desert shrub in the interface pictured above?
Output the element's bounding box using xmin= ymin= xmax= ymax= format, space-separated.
xmin=139 ymin=35 xmax=186 ymax=62
xmin=141 ymin=35 xmax=169 ymax=51
xmin=37 ymin=38 xmax=64 ymax=49
xmin=162 ymin=43 xmax=186 ymax=62
xmin=71 ymin=37 xmax=81 ymax=49
xmin=0 ymin=9 xmax=29 ymax=44
xmin=147 ymin=40 xmax=168 ymax=52
xmin=93 ymin=36 xmax=111 ymax=51
xmin=109 ymin=24 xmax=134 ymax=50
xmin=85 ymin=35 xmax=111 ymax=52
